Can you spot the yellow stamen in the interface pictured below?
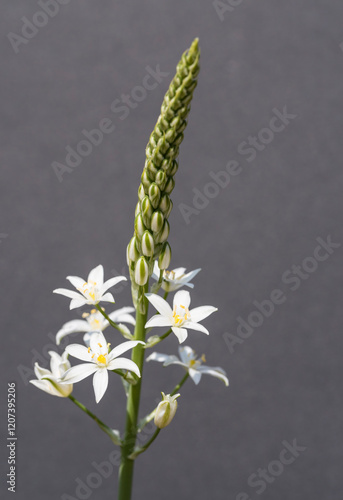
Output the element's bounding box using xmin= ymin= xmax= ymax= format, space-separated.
xmin=98 ymin=343 xmax=102 ymax=348
xmin=201 ymin=354 xmax=206 ymax=363
xmin=87 ymin=347 xmax=91 ymax=353
xmin=82 ymin=312 xmax=89 ymax=318
xmin=97 ymin=354 xmax=106 ymax=364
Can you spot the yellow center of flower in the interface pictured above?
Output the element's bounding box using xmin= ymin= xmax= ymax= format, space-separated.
xmin=97 ymin=354 xmax=107 ymax=365
xmin=172 ymin=304 xmax=190 ymax=325
xmin=78 ymin=281 xmax=98 ymax=301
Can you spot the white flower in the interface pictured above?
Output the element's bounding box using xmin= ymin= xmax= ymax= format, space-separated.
xmin=147 ymin=346 xmax=229 ymax=386
xmin=55 ymin=307 xmax=135 ymax=345
xmin=30 ymin=351 xmax=73 ymax=397
xmin=145 ymin=290 xmax=217 ymax=343
xmin=53 ymin=264 xmax=126 ymax=310
xmin=152 ymin=261 xmax=201 ymax=292
xmin=154 ymin=393 xmax=180 ymax=429
xmin=61 ymin=332 xmax=143 ymax=403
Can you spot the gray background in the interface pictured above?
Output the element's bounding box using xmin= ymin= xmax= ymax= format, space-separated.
xmin=1 ymin=0 xmax=343 ymax=499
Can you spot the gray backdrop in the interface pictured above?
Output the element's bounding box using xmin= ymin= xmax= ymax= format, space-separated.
xmin=1 ymin=1 xmax=343 ymax=499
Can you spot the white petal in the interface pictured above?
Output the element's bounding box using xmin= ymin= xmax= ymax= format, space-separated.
xmin=181 ymin=268 xmax=201 ymax=283
xmin=171 ymin=327 xmax=188 ymax=343
xmin=30 ymin=379 xmax=64 ymax=397
xmin=189 ymin=306 xmax=218 ymax=323
xmin=172 ymin=267 xmax=187 ymax=275
xmin=197 ymin=366 xmax=229 ymax=386
xmin=151 ymin=261 xmax=160 ymax=280
xmin=108 ymin=307 xmax=135 ymax=325
xmin=70 ymin=298 xmax=88 ymax=310
xmin=145 ymin=293 xmax=173 ymax=318
xmin=101 ymin=276 xmax=127 ymax=294
xmin=178 ymin=345 xmax=196 ymax=364
xmin=184 ymin=321 xmax=209 ymax=335
xmin=146 ymin=352 xmax=181 ymax=366
xmin=189 ymin=368 xmax=202 ymax=385
xmin=62 ymin=363 xmax=98 ymax=383
xmin=89 ymin=332 xmax=107 ymax=354
xmin=173 ymin=290 xmax=191 ymax=309
xmin=34 ymin=363 xmax=50 ymax=380
xmin=107 ymin=358 xmax=141 ymax=377
xmin=66 ymin=275 xmax=86 ymax=289
xmin=88 ymin=265 xmax=104 ymax=287
xmin=108 ymin=340 xmax=144 ymax=361
xmin=145 ymin=314 xmax=173 ymax=329
xmin=49 ymin=351 xmax=63 ymax=377
xmin=93 ymin=369 xmax=108 ymax=403
xmin=53 ymin=288 xmax=83 ymax=300
xmin=66 ymin=344 xmax=92 ymax=362
xmin=100 ymin=292 xmax=115 ymax=303
xmin=56 ymin=320 xmax=90 ymax=345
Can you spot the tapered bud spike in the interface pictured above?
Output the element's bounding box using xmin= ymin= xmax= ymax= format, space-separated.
xmin=127 ymin=39 xmax=200 ymax=294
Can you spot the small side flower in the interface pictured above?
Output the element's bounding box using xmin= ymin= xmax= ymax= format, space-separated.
xmin=154 ymin=392 xmax=180 ymax=429
xmin=30 ymin=351 xmax=73 ymax=397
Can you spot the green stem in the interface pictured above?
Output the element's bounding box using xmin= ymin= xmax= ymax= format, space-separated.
xmin=145 ymin=328 xmax=172 ymax=348
xmin=68 ymin=395 xmax=120 ymax=445
xmin=163 ymin=290 xmax=169 ymax=301
xmin=171 ymin=372 xmax=189 ymax=395
xmin=118 ymin=283 xmax=149 ymax=500
xmin=95 ymin=304 xmax=126 ymax=335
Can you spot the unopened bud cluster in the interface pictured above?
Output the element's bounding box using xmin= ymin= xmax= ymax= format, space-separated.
xmin=127 ymin=39 xmax=200 ymax=300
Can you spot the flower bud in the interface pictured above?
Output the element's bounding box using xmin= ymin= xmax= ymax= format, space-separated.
xmin=164 ymin=176 xmax=175 ymax=194
xmin=154 ymin=393 xmax=180 ymax=429
xmin=149 ymin=183 xmax=161 ymax=209
xmin=141 ymin=196 xmax=153 ymax=228
xmin=138 ymin=184 xmax=145 ymax=201
xmin=127 ymin=236 xmax=140 ymax=262
xmin=134 ymin=213 xmax=146 ymax=238
xmin=151 ymin=211 xmax=164 ymax=233
xmin=155 ymin=170 xmax=167 ymax=191
xmin=134 ymin=256 xmax=149 ymax=286
xmin=158 ymin=242 xmax=171 ymax=270
xmin=141 ymin=230 xmax=155 ymax=257
xmin=141 ymin=170 xmax=152 ymax=191
xmin=156 ymin=220 xmax=170 ymax=243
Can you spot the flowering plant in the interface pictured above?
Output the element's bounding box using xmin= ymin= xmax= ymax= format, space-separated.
xmin=31 ymin=39 xmax=228 ymax=499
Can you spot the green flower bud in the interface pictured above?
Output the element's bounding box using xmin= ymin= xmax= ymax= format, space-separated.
xmin=156 ymin=220 xmax=170 ymax=243
xmin=138 ymin=184 xmax=145 ymax=201
xmin=141 ymin=196 xmax=153 ymax=229
xmin=155 ymin=170 xmax=167 ymax=191
xmin=127 ymin=236 xmax=140 ymax=263
xmin=158 ymin=242 xmax=171 ymax=270
xmin=141 ymin=230 xmax=154 ymax=257
xmin=141 ymin=170 xmax=151 ymax=191
xmin=164 ymin=176 xmax=175 ymax=194
xmin=134 ymin=213 xmax=146 ymax=238
xmin=134 ymin=256 xmax=149 ymax=286
xmin=154 ymin=393 xmax=180 ymax=429
xmin=148 ymin=183 xmax=161 ymax=209
xmin=151 ymin=211 xmax=164 ymax=233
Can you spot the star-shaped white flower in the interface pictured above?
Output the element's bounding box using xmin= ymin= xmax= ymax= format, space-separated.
xmin=30 ymin=351 xmax=73 ymax=397
xmin=61 ymin=332 xmax=143 ymax=403
xmin=147 ymin=345 xmax=229 ymax=386
xmin=152 ymin=261 xmax=201 ymax=292
xmin=53 ymin=265 xmax=126 ymax=310
xmin=145 ymin=290 xmax=217 ymax=343
xmin=55 ymin=307 xmax=136 ymax=345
